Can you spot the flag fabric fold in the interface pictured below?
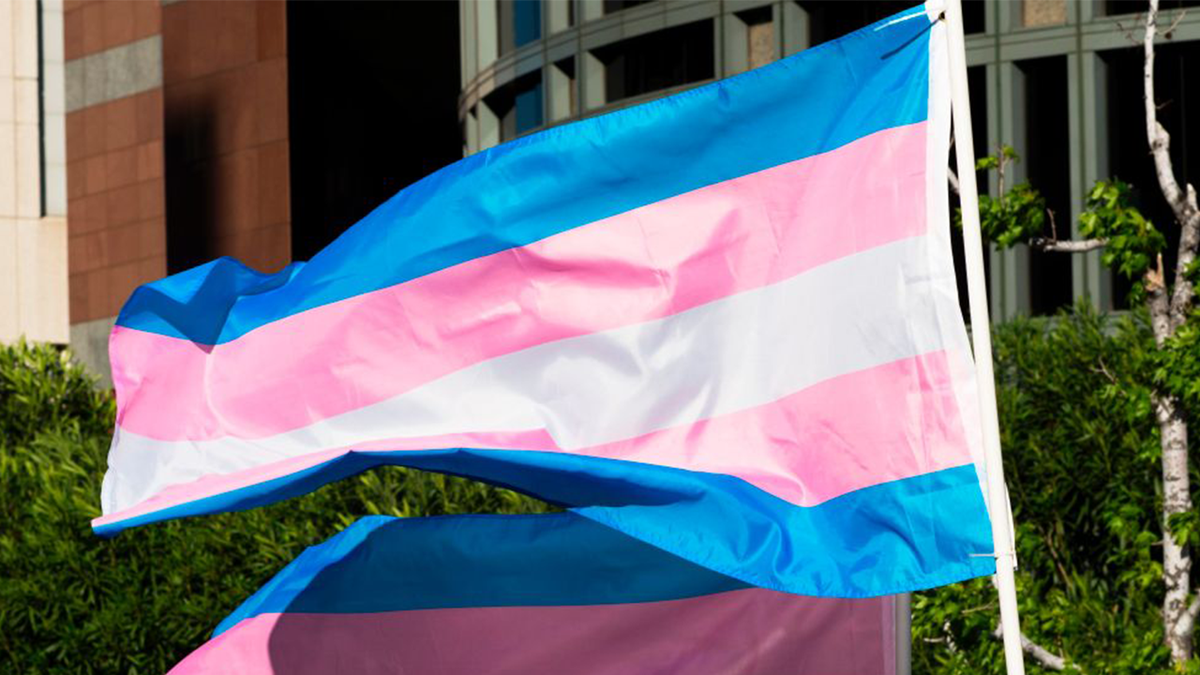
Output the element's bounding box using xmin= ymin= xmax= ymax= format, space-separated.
xmin=96 ymin=4 xmax=996 ymax=596
xmin=169 ymin=513 xmax=900 ymax=675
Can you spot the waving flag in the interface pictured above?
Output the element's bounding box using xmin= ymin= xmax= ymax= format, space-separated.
xmin=170 ymin=513 xmax=901 ymax=675
xmin=96 ymin=4 xmax=996 ymax=596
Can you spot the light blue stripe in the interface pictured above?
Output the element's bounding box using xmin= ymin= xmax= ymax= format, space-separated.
xmin=96 ymin=449 xmax=996 ymax=599
xmin=115 ymin=6 xmax=934 ymax=344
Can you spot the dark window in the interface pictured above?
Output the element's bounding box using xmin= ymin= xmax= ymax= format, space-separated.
xmin=797 ymin=0 xmax=982 ymax=38
xmin=285 ymin=1 xmax=463 ymax=262
xmin=555 ymin=56 xmax=576 ymax=81
xmin=1105 ymin=0 xmax=1200 ymax=16
xmin=36 ymin=0 xmax=46 ymax=216
xmin=552 ymin=57 xmax=578 ymax=119
xmin=950 ymin=66 xmax=992 ymax=319
xmin=486 ymin=71 xmax=545 ymax=141
xmin=798 ymin=0 xmax=982 ymax=39
xmin=594 ymin=20 xmax=714 ymax=103
xmin=799 ymin=1 xmax=916 ymax=46
xmin=1103 ymin=42 xmax=1200 ymax=307
xmin=515 ymin=0 xmax=541 ymax=46
xmin=963 ymin=0 xmax=985 ymax=34
xmin=1020 ymin=55 xmax=1073 ymax=316
xmin=603 ymin=0 xmax=653 ymax=14
xmin=515 ymin=77 xmax=544 ymax=134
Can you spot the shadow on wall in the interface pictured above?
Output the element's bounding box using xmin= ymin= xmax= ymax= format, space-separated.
xmin=68 ymin=315 xmax=118 ymax=389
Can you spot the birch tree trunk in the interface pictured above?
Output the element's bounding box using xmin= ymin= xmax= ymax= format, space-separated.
xmin=1160 ymin=392 xmax=1193 ymax=662
xmin=947 ymin=1 xmax=1200 ymax=662
xmin=1143 ymin=0 xmax=1200 ymax=664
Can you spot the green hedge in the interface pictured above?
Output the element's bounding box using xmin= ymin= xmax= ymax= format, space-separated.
xmin=914 ymin=303 xmax=1200 ymax=674
xmin=0 ymin=341 xmax=551 ymax=674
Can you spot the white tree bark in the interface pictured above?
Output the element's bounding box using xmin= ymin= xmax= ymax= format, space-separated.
xmin=1156 ymin=392 xmax=1194 ymax=663
xmin=993 ymin=624 xmax=1070 ymax=672
xmin=1144 ymin=0 xmax=1198 ymax=664
xmin=1028 ymin=237 xmax=1107 ymax=253
xmin=1144 ymin=1 xmax=1200 ymax=332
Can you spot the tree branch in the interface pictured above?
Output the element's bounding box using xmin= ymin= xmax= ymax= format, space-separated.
xmin=1181 ymin=592 xmax=1200 ymax=636
xmin=1092 ymin=357 xmax=1119 ymax=385
xmin=1145 ymin=0 xmax=1200 ymax=332
xmin=993 ymin=623 xmax=1072 ymax=672
xmin=950 ymin=162 xmax=1107 ymax=254
xmin=1116 ymin=15 xmax=1145 ymax=46
xmin=1028 ymin=238 xmax=1108 ymax=253
xmin=1163 ymin=8 xmax=1187 ymax=37
xmin=985 ymin=577 xmax=1079 ymax=672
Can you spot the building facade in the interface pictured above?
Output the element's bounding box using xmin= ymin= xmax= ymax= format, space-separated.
xmin=2 ymin=0 xmax=1198 ymax=380
xmin=0 ymin=0 xmax=461 ymax=381
xmin=60 ymin=0 xmax=294 ymax=379
xmin=458 ymin=0 xmax=1200 ymax=320
xmin=0 ymin=0 xmax=69 ymax=345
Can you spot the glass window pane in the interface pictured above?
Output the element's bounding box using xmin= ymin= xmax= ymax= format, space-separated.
xmin=515 ymin=78 xmax=545 ymax=134
xmin=1019 ymin=55 xmax=1073 ymax=316
xmin=514 ymin=0 xmax=542 ymax=48
xmin=594 ymin=20 xmax=714 ymax=103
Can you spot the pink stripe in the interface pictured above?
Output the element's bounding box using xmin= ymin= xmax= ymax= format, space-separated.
xmin=95 ymin=351 xmax=970 ymax=527
xmin=112 ymin=123 xmax=928 ymax=442
xmin=580 ymin=350 xmax=971 ymax=504
xmin=168 ymin=589 xmax=892 ymax=675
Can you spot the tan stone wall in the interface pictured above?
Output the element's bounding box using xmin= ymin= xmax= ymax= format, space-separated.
xmin=1023 ymin=0 xmax=1067 ymax=28
xmin=1 ymin=0 xmax=70 ymax=344
xmin=748 ymin=20 xmax=775 ymax=70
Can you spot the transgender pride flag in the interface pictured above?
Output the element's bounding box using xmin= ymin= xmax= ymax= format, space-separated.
xmin=96 ymin=4 xmax=996 ymax=597
xmin=170 ymin=513 xmax=902 ymax=675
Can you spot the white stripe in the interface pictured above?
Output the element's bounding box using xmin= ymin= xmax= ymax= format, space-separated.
xmin=103 ymin=234 xmax=968 ymax=515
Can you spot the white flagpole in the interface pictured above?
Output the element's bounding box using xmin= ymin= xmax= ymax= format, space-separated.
xmin=941 ymin=1 xmax=1027 ymax=674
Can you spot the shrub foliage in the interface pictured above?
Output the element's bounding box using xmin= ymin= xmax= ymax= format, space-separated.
xmin=914 ymin=304 xmax=1200 ymax=674
xmin=0 ymin=341 xmax=551 ymax=674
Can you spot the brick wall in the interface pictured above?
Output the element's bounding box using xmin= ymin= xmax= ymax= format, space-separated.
xmin=62 ymin=0 xmax=291 ymax=381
